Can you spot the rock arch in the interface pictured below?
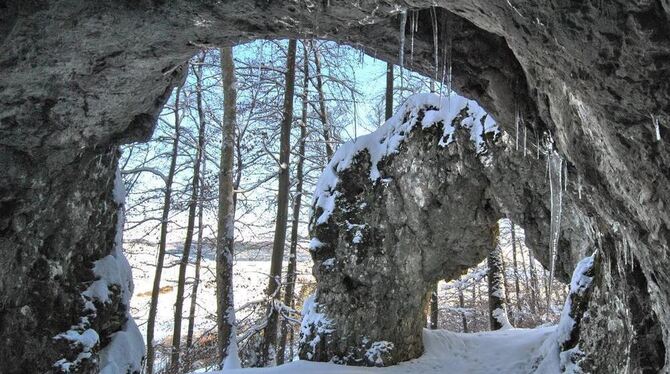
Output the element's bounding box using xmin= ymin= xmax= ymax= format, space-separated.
xmin=1 ymin=1 xmax=669 ymax=372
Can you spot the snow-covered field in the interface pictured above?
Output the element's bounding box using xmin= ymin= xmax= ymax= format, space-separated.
xmin=127 ymin=240 xmax=314 ymax=360
xmin=209 ymin=327 xmax=561 ymax=374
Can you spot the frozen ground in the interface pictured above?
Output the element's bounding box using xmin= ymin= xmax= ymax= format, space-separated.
xmin=208 ymin=326 xmax=561 ymax=374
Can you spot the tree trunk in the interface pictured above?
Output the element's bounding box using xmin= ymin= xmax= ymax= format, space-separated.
xmin=311 ymin=41 xmax=333 ymax=162
xmin=385 ymin=62 xmax=393 ymax=121
xmin=184 ymin=155 xmax=206 ymax=372
xmin=277 ymin=40 xmax=309 ymax=365
xmin=488 ymin=229 xmax=511 ymax=331
xmin=459 ymin=287 xmax=468 ymax=333
xmin=170 ymin=52 xmax=207 ymax=371
xmin=509 ymin=221 xmax=522 ymax=320
xmin=528 ymin=247 xmax=540 ymax=315
xmin=429 ymin=284 xmax=438 ymax=329
xmin=499 ymin=246 xmax=512 ymax=313
xmin=261 ymin=39 xmax=298 ymax=366
xmin=216 ymin=46 xmax=241 ymax=369
xmin=543 ymin=268 xmax=550 ymax=317
xmin=518 ymin=231 xmax=533 ymax=315
xmin=145 ymin=84 xmax=182 ymax=374
xmin=471 ymin=282 xmax=477 ymax=330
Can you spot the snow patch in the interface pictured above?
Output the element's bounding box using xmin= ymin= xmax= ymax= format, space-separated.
xmin=555 ymin=254 xmax=595 ymax=345
xmin=99 ymin=318 xmax=145 ymax=374
xmin=299 ymin=294 xmax=334 ymax=360
xmin=97 ymin=166 xmax=145 ymax=373
xmin=364 ymin=340 xmax=394 ymax=366
xmin=309 ymin=237 xmax=326 ymax=251
xmin=492 ymin=308 xmax=513 ymax=330
xmin=322 ymin=258 xmax=336 ymax=269
xmin=53 ymin=329 xmax=100 ymax=372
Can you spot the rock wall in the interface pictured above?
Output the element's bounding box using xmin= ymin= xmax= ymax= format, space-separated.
xmin=1 ymin=0 xmax=668 ymax=372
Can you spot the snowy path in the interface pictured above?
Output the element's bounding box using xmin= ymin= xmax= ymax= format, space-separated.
xmin=211 ymin=327 xmax=561 ymax=374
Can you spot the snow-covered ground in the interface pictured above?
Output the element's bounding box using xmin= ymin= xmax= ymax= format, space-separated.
xmin=204 ymin=255 xmax=595 ymax=374
xmin=127 ymin=240 xmax=314 ymax=368
xmin=208 ymin=326 xmax=560 ymax=374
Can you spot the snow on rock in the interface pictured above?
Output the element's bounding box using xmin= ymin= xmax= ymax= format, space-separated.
xmin=554 ymin=254 xmax=596 ymax=373
xmin=555 ymin=254 xmax=595 ymax=344
xmin=96 ymin=167 xmax=145 ymax=373
xmin=98 ymin=318 xmax=145 ymax=374
xmin=299 ymin=294 xmax=334 ymax=360
xmin=82 ymin=167 xmax=135 ymax=306
xmin=309 ymin=237 xmax=326 ymax=251
xmin=311 ymin=93 xmax=497 ymax=228
xmin=53 ymin=167 xmax=143 ymax=373
xmin=363 ymin=340 xmax=395 ymax=367
xmin=491 ymin=307 xmax=514 ymax=330
xmin=53 ymin=328 xmax=100 ymax=372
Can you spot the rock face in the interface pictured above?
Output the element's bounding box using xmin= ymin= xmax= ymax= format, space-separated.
xmin=300 ymin=93 xmax=594 ymax=365
xmin=301 ymin=95 xmax=502 ymax=365
xmin=1 ymin=0 xmax=669 ymax=372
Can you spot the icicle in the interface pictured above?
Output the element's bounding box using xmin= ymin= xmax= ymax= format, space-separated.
xmin=563 ymin=160 xmax=568 ymax=192
xmin=410 ymin=10 xmax=415 ymax=62
xmin=652 ymin=114 xmax=661 ymax=141
xmin=439 ymin=53 xmax=446 ymax=102
xmin=515 ymin=107 xmax=520 ymax=151
xmin=415 ymin=10 xmax=419 ymax=33
xmin=578 ymin=174 xmax=582 ymax=200
xmin=523 ymin=124 xmax=527 ymax=157
xmin=447 ymin=63 xmax=452 ymax=110
xmin=547 ymin=151 xmax=563 ymax=310
xmin=446 ymin=20 xmax=453 ymax=110
xmin=545 ymin=145 xmax=550 ymax=180
xmin=430 ymin=7 xmax=439 ymax=92
xmin=399 ymin=10 xmax=407 ymax=90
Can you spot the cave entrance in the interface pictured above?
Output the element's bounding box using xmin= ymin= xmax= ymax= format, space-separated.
xmin=1 ymin=2 xmax=578 ymax=373
xmin=119 ymin=39 xmax=477 ymax=371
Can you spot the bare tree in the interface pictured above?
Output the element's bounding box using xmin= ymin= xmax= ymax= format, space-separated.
xmin=277 ymin=41 xmax=310 ymax=364
xmin=385 ymin=62 xmax=393 ymax=121
xmin=458 ymin=287 xmax=468 ymax=333
xmin=184 ymin=155 xmax=207 ymax=372
xmin=429 ymin=284 xmax=438 ymax=329
xmin=311 ymin=41 xmax=334 ymax=162
xmin=261 ymin=39 xmax=298 ymax=366
xmin=528 ymin=246 xmax=540 ymax=315
xmin=145 ymin=83 xmax=183 ymax=374
xmin=509 ymin=221 xmax=522 ymax=320
xmin=216 ymin=46 xmax=242 ymax=369
xmin=170 ymin=51 xmax=208 ymax=371
xmin=487 ymin=226 xmax=511 ymax=331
